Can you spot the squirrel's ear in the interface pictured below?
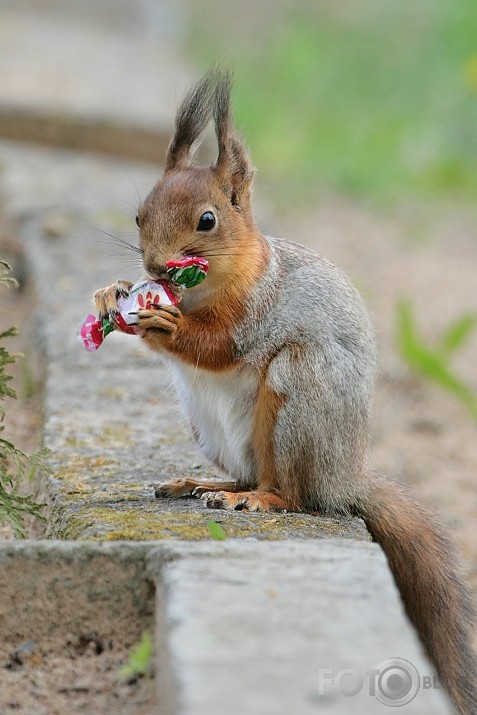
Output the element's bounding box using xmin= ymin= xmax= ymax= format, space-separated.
xmin=213 ymin=70 xmax=255 ymax=207
xmin=216 ymin=135 xmax=255 ymax=209
xmin=165 ymin=71 xmax=215 ymax=171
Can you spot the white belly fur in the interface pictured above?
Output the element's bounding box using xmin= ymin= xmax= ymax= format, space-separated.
xmin=163 ymin=357 xmax=259 ymax=483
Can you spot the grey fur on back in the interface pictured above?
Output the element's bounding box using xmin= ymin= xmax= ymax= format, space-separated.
xmin=234 ymin=237 xmax=377 ymax=511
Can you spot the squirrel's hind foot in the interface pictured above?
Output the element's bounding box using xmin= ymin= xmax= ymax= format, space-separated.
xmin=153 ymin=481 xmax=291 ymax=513
xmin=200 ymin=490 xmax=288 ymax=512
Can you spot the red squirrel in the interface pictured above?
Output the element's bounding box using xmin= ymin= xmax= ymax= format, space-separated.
xmin=94 ymin=68 xmax=477 ymax=713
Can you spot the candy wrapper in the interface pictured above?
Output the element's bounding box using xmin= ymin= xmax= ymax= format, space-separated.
xmin=78 ymin=279 xmax=178 ymax=352
xmin=78 ymin=256 xmax=208 ymax=352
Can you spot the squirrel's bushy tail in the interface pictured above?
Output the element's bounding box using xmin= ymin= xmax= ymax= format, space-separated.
xmin=354 ymin=475 xmax=477 ymax=714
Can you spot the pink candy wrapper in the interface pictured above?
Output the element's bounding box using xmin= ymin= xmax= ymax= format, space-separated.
xmin=79 ymin=256 xmax=209 ymax=352
xmin=78 ymin=279 xmax=179 ymax=352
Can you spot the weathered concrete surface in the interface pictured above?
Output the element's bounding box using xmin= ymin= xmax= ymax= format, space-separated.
xmin=0 ymin=141 xmax=368 ymax=542
xmin=149 ymin=540 xmax=453 ymax=715
xmin=0 ymin=1 xmax=191 ymax=161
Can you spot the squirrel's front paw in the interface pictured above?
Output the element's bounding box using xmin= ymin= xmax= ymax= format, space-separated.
xmin=137 ymin=304 xmax=182 ymax=334
xmin=94 ymin=280 xmax=133 ymax=322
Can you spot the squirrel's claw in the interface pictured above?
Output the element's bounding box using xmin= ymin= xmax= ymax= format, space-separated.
xmin=137 ymin=305 xmax=182 ymax=333
xmin=94 ymin=280 xmax=133 ymax=322
xmin=153 ymin=478 xmax=195 ymax=498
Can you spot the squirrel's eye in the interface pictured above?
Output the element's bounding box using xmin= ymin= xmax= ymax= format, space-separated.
xmin=197 ymin=211 xmax=216 ymax=231
xmin=135 ymin=214 xmax=140 ymax=228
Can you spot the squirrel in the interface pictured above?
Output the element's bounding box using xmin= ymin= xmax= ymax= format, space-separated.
xmin=94 ymin=68 xmax=477 ymax=713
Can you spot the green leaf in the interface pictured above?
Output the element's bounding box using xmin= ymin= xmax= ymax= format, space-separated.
xmin=396 ymin=300 xmax=477 ymax=419
xmin=438 ymin=314 xmax=477 ymax=356
xmin=207 ymin=519 xmax=228 ymax=541
xmin=118 ymin=631 xmax=153 ymax=681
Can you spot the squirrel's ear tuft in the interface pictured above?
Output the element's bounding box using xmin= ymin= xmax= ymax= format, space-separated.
xmin=165 ymin=70 xmax=216 ymax=171
xmin=165 ymin=67 xmax=254 ymax=202
xmin=213 ymin=69 xmax=255 ymax=207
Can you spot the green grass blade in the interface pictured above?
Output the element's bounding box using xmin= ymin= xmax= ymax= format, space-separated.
xmin=207 ymin=519 xmax=228 ymax=541
xmin=396 ymin=300 xmax=477 ymax=419
xmin=438 ymin=314 xmax=477 ymax=356
xmin=119 ymin=631 xmax=153 ymax=681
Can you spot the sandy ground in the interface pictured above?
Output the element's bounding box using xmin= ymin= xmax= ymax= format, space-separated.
xmin=0 ymin=641 xmax=155 ymax=715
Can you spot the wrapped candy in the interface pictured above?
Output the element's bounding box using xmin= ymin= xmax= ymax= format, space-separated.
xmin=78 ymin=279 xmax=178 ymax=352
xmin=165 ymin=256 xmax=209 ymax=288
xmin=78 ymin=256 xmax=208 ymax=352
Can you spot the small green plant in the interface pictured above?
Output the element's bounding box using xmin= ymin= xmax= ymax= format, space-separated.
xmin=0 ymin=260 xmax=48 ymax=537
xmin=396 ymin=299 xmax=477 ymax=419
xmin=207 ymin=519 xmax=227 ymax=541
xmin=119 ymin=631 xmax=153 ymax=681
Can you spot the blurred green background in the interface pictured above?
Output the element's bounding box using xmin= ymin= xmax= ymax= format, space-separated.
xmin=186 ymin=0 xmax=477 ymax=205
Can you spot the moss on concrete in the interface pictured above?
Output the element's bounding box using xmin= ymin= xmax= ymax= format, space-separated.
xmin=46 ymin=440 xmax=369 ymax=543
xmin=99 ymin=423 xmax=133 ymax=449
xmin=49 ymin=500 xmax=369 ymax=542
xmin=55 ymin=454 xmax=119 ymax=483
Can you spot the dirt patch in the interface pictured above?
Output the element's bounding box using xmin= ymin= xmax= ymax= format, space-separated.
xmin=0 ymin=640 xmax=155 ymax=715
xmin=0 ymin=543 xmax=156 ymax=714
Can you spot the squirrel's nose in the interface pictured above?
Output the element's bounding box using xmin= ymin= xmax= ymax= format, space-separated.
xmin=144 ymin=260 xmax=167 ymax=279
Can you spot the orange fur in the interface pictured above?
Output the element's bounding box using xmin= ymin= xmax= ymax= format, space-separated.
xmin=139 ymin=179 xmax=270 ymax=370
xmin=254 ymin=380 xmax=283 ymax=488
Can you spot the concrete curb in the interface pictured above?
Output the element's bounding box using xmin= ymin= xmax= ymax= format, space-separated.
xmin=0 ymin=540 xmax=453 ymax=714
xmin=0 ymin=104 xmax=171 ymax=164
